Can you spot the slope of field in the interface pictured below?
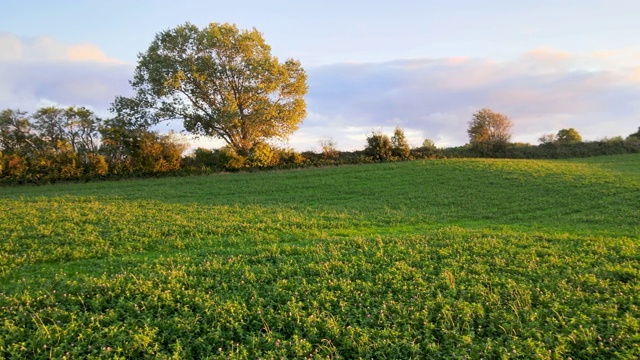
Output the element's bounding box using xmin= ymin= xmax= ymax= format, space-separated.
xmin=1 ymin=154 xmax=639 ymax=358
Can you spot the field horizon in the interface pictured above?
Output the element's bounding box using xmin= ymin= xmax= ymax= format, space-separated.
xmin=1 ymin=154 xmax=639 ymax=358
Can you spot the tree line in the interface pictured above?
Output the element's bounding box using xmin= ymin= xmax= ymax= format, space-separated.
xmin=0 ymin=107 xmax=186 ymax=184
xmin=2 ymin=22 xmax=640 ymax=184
xmin=2 ymin=104 xmax=639 ymax=184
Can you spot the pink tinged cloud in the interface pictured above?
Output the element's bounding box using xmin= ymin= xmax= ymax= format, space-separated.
xmin=0 ymin=33 xmax=132 ymax=115
xmin=304 ymin=47 xmax=640 ymax=149
xmin=2 ymin=32 xmax=639 ymax=150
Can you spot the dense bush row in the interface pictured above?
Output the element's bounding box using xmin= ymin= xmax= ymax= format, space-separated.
xmin=184 ymin=135 xmax=640 ymax=172
xmin=0 ymin=108 xmax=187 ymax=185
xmin=437 ymin=136 xmax=640 ymax=160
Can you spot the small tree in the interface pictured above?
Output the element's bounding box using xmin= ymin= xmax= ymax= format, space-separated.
xmin=391 ymin=127 xmax=411 ymax=160
xmin=538 ymin=133 xmax=556 ymax=145
xmin=421 ymin=138 xmax=436 ymax=150
xmin=627 ymin=127 xmax=640 ymax=140
xmin=365 ymin=131 xmax=392 ymax=161
xmin=556 ymin=128 xmax=582 ymax=144
xmin=467 ymin=108 xmax=513 ymax=154
xmin=319 ymin=137 xmax=338 ymax=160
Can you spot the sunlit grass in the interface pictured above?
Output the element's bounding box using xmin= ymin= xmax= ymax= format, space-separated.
xmin=1 ymin=154 xmax=639 ymax=358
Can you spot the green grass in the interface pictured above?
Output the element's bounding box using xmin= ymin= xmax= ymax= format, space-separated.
xmin=1 ymin=154 xmax=639 ymax=358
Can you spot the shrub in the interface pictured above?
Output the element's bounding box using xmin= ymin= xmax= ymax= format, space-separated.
xmin=319 ymin=138 xmax=339 ymax=160
xmin=85 ymin=153 xmax=109 ymax=176
xmin=4 ymin=154 xmax=27 ymax=179
xmin=190 ymin=148 xmax=222 ymax=169
xmin=278 ymin=148 xmax=306 ymax=168
xmin=365 ymin=131 xmax=392 ymax=161
xmin=219 ymin=147 xmax=246 ymax=171
xmin=247 ymin=142 xmax=278 ymax=168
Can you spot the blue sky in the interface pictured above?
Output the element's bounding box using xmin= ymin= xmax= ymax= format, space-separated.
xmin=2 ymin=0 xmax=639 ymax=151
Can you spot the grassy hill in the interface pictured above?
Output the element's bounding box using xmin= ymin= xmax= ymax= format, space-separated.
xmin=1 ymin=154 xmax=639 ymax=358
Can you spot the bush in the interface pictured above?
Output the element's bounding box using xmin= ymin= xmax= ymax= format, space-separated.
xmin=190 ymin=148 xmax=222 ymax=169
xmin=247 ymin=142 xmax=279 ymax=168
xmin=391 ymin=127 xmax=411 ymax=160
xmin=85 ymin=153 xmax=109 ymax=176
xmin=319 ymin=138 xmax=339 ymax=160
xmin=411 ymin=146 xmax=441 ymax=159
xmin=277 ymin=148 xmax=306 ymax=168
xmin=365 ymin=131 xmax=392 ymax=161
xmin=219 ymin=147 xmax=246 ymax=171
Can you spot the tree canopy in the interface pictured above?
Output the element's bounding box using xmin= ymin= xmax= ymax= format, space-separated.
xmin=113 ymin=22 xmax=308 ymax=155
xmin=556 ymin=128 xmax=582 ymax=144
xmin=467 ymin=108 xmax=513 ymax=153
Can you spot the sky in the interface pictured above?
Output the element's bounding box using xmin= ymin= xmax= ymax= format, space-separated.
xmin=1 ymin=0 xmax=639 ymax=151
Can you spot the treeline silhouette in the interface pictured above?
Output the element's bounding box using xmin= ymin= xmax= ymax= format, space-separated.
xmin=1 ymin=106 xmax=639 ymax=185
xmin=0 ymin=107 xmax=185 ymax=185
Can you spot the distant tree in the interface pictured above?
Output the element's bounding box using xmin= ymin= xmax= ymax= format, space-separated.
xmin=421 ymin=138 xmax=436 ymax=150
xmin=467 ymin=108 xmax=513 ymax=153
xmin=319 ymin=137 xmax=338 ymax=160
xmin=113 ymin=22 xmax=308 ymax=156
xmin=538 ymin=133 xmax=556 ymax=145
xmin=391 ymin=127 xmax=411 ymax=159
xmin=365 ymin=131 xmax=392 ymax=161
xmin=556 ymin=128 xmax=582 ymax=144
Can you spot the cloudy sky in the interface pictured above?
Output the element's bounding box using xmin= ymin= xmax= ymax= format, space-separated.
xmin=2 ymin=0 xmax=639 ymax=151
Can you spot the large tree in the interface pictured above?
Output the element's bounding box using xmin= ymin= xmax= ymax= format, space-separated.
xmin=467 ymin=108 xmax=513 ymax=153
xmin=113 ymin=22 xmax=308 ymax=155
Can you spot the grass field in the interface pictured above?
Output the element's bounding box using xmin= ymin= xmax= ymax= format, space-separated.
xmin=1 ymin=154 xmax=639 ymax=359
